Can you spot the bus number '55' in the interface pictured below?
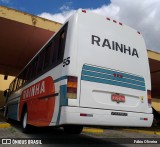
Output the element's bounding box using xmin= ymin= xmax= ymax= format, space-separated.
xmin=63 ymin=57 xmax=70 ymax=67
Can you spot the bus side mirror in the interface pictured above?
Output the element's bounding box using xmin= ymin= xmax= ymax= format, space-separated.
xmin=3 ymin=89 xmax=10 ymax=97
xmin=3 ymin=90 xmax=7 ymax=97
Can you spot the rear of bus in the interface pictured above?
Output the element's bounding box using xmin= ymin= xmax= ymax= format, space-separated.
xmin=60 ymin=10 xmax=153 ymax=128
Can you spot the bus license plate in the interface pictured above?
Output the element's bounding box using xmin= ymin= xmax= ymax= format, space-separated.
xmin=111 ymin=94 xmax=125 ymax=102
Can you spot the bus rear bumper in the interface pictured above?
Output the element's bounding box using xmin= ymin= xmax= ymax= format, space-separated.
xmin=59 ymin=106 xmax=153 ymax=127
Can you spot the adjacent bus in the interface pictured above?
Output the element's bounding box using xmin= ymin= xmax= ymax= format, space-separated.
xmin=4 ymin=10 xmax=153 ymax=134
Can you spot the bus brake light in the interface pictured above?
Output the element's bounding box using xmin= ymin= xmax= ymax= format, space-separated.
xmin=144 ymin=118 xmax=148 ymax=121
xmin=67 ymin=76 xmax=78 ymax=99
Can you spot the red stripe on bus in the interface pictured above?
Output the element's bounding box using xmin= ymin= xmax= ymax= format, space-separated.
xmin=19 ymin=76 xmax=55 ymax=126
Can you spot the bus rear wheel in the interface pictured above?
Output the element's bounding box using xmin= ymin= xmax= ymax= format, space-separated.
xmin=63 ymin=125 xmax=83 ymax=134
xmin=22 ymin=109 xmax=30 ymax=133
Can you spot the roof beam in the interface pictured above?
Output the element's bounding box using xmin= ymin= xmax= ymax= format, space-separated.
xmin=0 ymin=5 xmax=62 ymax=32
xmin=147 ymin=50 xmax=160 ymax=61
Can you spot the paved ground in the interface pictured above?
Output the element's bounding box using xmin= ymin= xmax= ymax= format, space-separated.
xmin=0 ymin=109 xmax=160 ymax=147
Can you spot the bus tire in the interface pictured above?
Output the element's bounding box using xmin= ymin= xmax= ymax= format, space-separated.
xmin=22 ymin=108 xmax=30 ymax=133
xmin=63 ymin=125 xmax=83 ymax=134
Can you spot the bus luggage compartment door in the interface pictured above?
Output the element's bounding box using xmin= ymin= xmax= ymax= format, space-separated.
xmin=79 ymin=64 xmax=147 ymax=113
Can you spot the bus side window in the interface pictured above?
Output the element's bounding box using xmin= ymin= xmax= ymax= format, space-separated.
xmin=10 ymin=81 xmax=14 ymax=92
xmin=25 ymin=64 xmax=33 ymax=82
xmin=26 ymin=66 xmax=30 ymax=82
xmin=37 ymin=50 xmax=45 ymax=74
xmin=9 ymin=82 xmax=13 ymax=92
xmin=30 ymin=57 xmax=38 ymax=80
xmin=52 ymin=23 xmax=68 ymax=65
xmin=16 ymin=78 xmax=20 ymax=90
xmin=12 ymin=78 xmax=18 ymax=92
xmin=52 ymin=35 xmax=59 ymax=64
xmin=17 ymin=73 xmax=24 ymax=88
xmin=22 ymin=69 xmax=28 ymax=84
xmin=33 ymin=57 xmax=38 ymax=77
xmin=44 ymin=42 xmax=52 ymax=70
xmin=57 ymin=30 xmax=66 ymax=62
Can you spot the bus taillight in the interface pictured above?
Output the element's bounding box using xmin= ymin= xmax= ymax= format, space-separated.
xmin=147 ymin=90 xmax=152 ymax=107
xmin=67 ymin=76 xmax=78 ymax=99
xmin=82 ymin=10 xmax=86 ymax=13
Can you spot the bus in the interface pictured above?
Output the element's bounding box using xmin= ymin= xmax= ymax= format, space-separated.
xmin=4 ymin=9 xmax=153 ymax=134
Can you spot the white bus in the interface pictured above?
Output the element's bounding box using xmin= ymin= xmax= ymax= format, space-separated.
xmin=4 ymin=10 xmax=153 ymax=134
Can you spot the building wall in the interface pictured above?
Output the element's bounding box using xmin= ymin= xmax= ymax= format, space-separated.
xmin=0 ymin=74 xmax=14 ymax=107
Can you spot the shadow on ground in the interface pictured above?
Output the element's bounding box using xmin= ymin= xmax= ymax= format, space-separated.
xmin=2 ymin=117 xmax=127 ymax=146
